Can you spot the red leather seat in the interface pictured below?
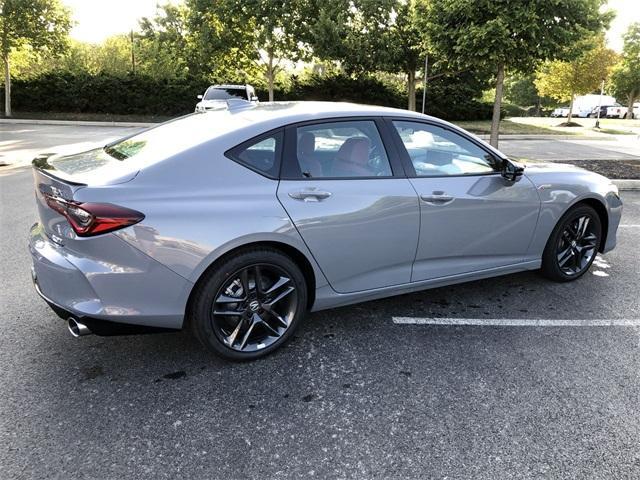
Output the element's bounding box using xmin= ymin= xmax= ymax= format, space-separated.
xmin=331 ymin=137 xmax=372 ymax=177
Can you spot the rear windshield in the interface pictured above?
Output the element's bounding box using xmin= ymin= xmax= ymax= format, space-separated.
xmin=103 ymin=114 xmax=219 ymax=161
xmin=35 ymin=113 xmax=241 ymax=184
xmin=204 ymin=88 xmax=247 ymax=101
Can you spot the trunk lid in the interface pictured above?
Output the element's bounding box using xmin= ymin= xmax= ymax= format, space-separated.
xmin=32 ymin=148 xmax=139 ymax=241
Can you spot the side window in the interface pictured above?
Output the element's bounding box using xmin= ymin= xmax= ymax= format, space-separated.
xmin=228 ymin=130 xmax=282 ymax=178
xmin=294 ymin=120 xmax=392 ymax=178
xmin=392 ymin=121 xmax=497 ymax=177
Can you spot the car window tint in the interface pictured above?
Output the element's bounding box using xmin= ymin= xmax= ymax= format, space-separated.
xmin=204 ymin=88 xmax=247 ymax=100
xmin=393 ymin=121 xmax=496 ymax=177
xmin=295 ymin=120 xmax=392 ymax=178
xmin=232 ymin=131 xmax=282 ymax=178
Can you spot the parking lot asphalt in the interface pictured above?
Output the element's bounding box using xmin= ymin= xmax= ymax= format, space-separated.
xmin=2 ymin=122 xmax=640 ymax=167
xmin=0 ymin=123 xmax=141 ymax=165
xmin=499 ymin=136 xmax=640 ymax=162
xmin=1 ymin=137 xmax=640 ymax=478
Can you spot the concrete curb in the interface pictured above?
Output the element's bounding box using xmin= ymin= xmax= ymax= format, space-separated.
xmin=613 ymin=179 xmax=640 ymax=191
xmin=0 ymin=118 xmax=155 ymax=128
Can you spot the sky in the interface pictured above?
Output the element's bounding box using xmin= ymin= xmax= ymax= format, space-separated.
xmin=605 ymin=0 xmax=640 ymax=51
xmin=63 ymin=0 xmax=178 ymax=43
xmin=64 ymin=0 xmax=640 ymax=51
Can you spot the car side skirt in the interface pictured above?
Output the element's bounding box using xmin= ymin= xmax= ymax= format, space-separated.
xmin=311 ymin=260 xmax=541 ymax=312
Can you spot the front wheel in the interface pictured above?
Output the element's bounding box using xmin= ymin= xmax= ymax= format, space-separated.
xmin=190 ymin=248 xmax=307 ymax=360
xmin=541 ymin=205 xmax=602 ymax=282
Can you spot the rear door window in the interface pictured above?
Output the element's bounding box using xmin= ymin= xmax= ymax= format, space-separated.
xmin=291 ymin=120 xmax=392 ymax=178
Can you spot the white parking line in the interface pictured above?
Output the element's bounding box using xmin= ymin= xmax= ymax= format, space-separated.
xmin=619 ymin=225 xmax=640 ymax=228
xmin=392 ymin=317 xmax=640 ymax=327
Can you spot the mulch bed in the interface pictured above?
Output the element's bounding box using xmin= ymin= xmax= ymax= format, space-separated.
xmin=548 ymin=159 xmax=640 ymax=179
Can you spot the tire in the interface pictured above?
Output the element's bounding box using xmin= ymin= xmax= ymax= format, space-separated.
xmin=541 ymin=204 xmax=602 ymax=282
xmin=189 ymin=248 xmax=307 ymax=361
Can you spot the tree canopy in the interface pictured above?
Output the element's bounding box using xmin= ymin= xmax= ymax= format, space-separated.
xmin=535 ymin=36 xmax=618 ymax=123
xmin=424 ymin=0 xmax=612 ymax=145
xmin=1 ymin=0 xmax=72 ymax=115
xmin=610 ymin=23 xmax=640 ymax=118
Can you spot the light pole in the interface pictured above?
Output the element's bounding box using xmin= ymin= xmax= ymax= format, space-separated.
xmin=421 ymin=55 xmax=428 ymax=114
xmin=595 ymin=78 xmax=605 ymax=129
xmin=130 ymin=29 xmax=136 ymax=75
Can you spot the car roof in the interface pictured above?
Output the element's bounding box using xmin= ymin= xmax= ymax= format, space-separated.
xmin=209 ymin=84 xmax=252 ymax=89
xmin=153 ymin=100 xmax=496 ymax=155
xmin=176 ymin=101 xmax=443 ymax=145
xmin=107 ymin=101 xmax=504 ymax=175
xmin=200 ymin=101 xmax=434 ymax=129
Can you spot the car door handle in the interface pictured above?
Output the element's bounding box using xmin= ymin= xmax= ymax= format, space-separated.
xmin=288 ymin=189 xmax=332 ymax=202
xmin=420 ymin=193 xmax=455 ymax=205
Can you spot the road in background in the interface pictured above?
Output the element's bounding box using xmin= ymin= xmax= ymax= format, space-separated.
xmin=0 ymin=123 xmax=142 ymax=166
xmin=500 ymin=135 xmax=640 ymax=162
xmin=1 ymin=129 xmax=640 ymax=478
xmin=1 ymin=123 xmax=640 ymax=167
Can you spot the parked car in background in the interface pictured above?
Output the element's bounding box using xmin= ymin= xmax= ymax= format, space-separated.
xmin=29 ymin=101 xmax=622 ymax=360
xmin=606 ymin=103 xmax=640 ymax=119
xmin=575 ymin=106 xmax=595 ymax=118
xmin=195 ymin=84 xmax=258 ymax=112
xmin=550 ymin=107 xmax=570 ymax=117
xmin=552 ymin=95 xmax=619 ymax=119
xmin=589 ymin=104 xmax=619 ymax=118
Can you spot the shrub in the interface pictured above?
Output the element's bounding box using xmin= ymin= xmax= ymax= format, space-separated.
xmin=2 ymin=71 xmax=496 ymax=121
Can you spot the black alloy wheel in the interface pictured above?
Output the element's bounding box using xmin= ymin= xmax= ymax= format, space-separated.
xmin=555 ymin=215 xmax=599 ymax=276
xmin=190 ymin=248 xmax=307 ymax=360
xmin=212 ymin=264 xmax=297 ymax=352
xmin=541 ymin=205 xmax=602 ymax=282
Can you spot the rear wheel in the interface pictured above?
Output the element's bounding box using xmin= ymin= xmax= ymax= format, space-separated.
xmin=541 ymin=205 xmax=601 ymax=282
xmin=190 ymin=248 xmax=307 ymax=360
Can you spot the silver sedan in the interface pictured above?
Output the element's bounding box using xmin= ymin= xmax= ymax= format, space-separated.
xmin=29 ymin=102 xmax=622 ymax=360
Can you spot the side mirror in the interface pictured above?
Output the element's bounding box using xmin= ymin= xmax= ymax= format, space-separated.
xmin=250 ymin=95 xmax=258 ymax=102
xmin=501 ymin=158 xmax=525 ymax=183
xmin=197 ymin=94 xmax=203 ymax=100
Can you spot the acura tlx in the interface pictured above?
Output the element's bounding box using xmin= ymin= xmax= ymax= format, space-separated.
xmin=29 ymin=101 xmax=622 ymax=360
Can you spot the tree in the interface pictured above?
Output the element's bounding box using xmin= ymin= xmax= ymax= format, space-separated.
xmin=138 ymin=3 xmax=190 ymax=78
xmin=384 ymin=0 xmax=429 ymax=110
xmin=185 ymin=0 xmax=252 ymax=81
xmin=0 ymin=0 xmax=71 ymax=116
xmin=611 ymin=23 xmax=640 ymax=119
xmin=308 ymin=0 xmax=429 ymax=110
xmin=504 ymin=73 xmax=556 ymax=114
xmin=189 ymin=0 xmax=310 ymax=101
xmin=425 ymin=0 xmax=611 ymax=147
xmin=229 ymin=0 xmax=310 ymax=101
xmin=535 ymin=37 xmax=618 ymax=124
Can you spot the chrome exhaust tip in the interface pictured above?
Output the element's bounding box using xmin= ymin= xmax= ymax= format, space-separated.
xmin=68 ymin=317 xmax=91 ymax=337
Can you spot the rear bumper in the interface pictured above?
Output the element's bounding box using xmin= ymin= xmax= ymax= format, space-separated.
xmin=31 ymin=266 xmax=177 ymax=335
xmin=29 ymin=222 xmax=193 ymax=330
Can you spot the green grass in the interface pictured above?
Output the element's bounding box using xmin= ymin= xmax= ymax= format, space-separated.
xmin=591 ymin=127 xmax=636 ymax=135
xmin=452 ymin=119 xmax=576 ymax=135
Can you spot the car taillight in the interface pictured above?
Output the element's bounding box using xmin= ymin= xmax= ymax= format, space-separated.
xmin=43 ymin=193 xmax=144 ymax=237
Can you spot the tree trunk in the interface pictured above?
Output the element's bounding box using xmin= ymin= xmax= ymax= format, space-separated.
xmin=267 ymin=50 xmax=274 ymax=102
xmin=567 ymin=93 xmax=575 ymax=124
xmin=407 ymin=69 xmax=416 ymax=111
xmin=3 ymin=53 xmax=11 ymax=117
xmin=489 ymin=63 xmax=504 ymax=148
xmin=625 ymin=94 xmax=636 ymax=119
